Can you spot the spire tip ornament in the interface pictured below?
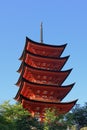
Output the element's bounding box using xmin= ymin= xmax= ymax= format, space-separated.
xmin=40 ymin=22 xmax=43 ymax=43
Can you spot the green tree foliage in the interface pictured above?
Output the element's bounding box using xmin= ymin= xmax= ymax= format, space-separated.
xmin=15 ymin=115 xmax=43 ymax=130
xmin=65 ymin=103 xmax=87 ymax=129
xmin=43 ymin=108 xmax=67 ymax=130
xmin=0 ymin=101 xmax=29 ymax=120
xmin=0 ymin=101 xmax=43 ymax=130
xmin=0 ymin=101 xmax=29 ymax=130
xmin=0 ymin=115 xmax=12 ymax=130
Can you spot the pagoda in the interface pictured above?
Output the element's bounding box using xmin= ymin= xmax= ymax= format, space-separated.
xmin=15 ymin=24 xmax=77 ymax=121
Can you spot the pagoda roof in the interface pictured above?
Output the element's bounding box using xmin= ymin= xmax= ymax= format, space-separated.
xmin=26 ymin=37 xmax=67 ymax=48
xmin=16 ymin=64 xmax=72 ymax=86
xmin=20 ymin=37 xmax=67 ymax=59
xmin=16 ymin=78 xmax=74 ymax=87
xmin=18 ymin=51 xmax=69 ymax=71
xmin=21 ymin=95 xmax=78 ymax=115
xmin=15 ymin=80 xmax=74 ymax=102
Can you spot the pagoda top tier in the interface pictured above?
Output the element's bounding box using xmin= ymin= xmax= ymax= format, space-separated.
xmin=20 ymin=37 xmax=67 ymax=59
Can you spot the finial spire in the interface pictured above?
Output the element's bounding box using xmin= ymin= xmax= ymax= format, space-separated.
xmin=40 ymin=22 xmax=43 ymax=43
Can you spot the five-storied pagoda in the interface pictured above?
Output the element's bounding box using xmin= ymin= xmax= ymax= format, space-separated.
xmin=15 ymin=23 xmax=77 ymax=121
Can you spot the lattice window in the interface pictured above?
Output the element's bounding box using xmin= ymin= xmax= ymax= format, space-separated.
xmin=37 ymin=62 xmax=40 ymax=66
xmin=42 ymin=63 xmax=46 ymax=67
xmin=46 ymin=63 xmax=49 ymax=67
xmin=37 ymin=75 xmax=41 ymax=79
xmin=50 ymin=91 xmax=54 ymax=95
xmin=42 ymin=95 xmax=47 ymax=99
xmin=36 ymin=107 xmax=40 ymax=111
xmin=36 ymin=90 xmax=40 ymax=94
xmin=42 ymin=51 xmax=45 ymax=54
xmin=49 ymin=96 xmax=53 ymax=99
xmin=43 ymin=90 xmax=48 ymax=94
xmin=43 ymin=76 xmax=47 ymax=80
xmin=42 ymin=80 xmax=47 ymax=83
xmin=48 ymin=76 xmax=52 ymax=80
xmin=36 ymin=95 xmax=40 ymax=98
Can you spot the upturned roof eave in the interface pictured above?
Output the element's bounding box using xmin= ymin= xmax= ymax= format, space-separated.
xmin=24 ymin=62 xmax=73 ymax=73
xmin=21 ymin=94 xmax=78 ymax=105
xmin=20 ymin=49 xmax=70 ymax=61
xmin=14 ymin=81 xmax=74 ymax=101
xmin=19 ymin=36 xmax=67 ymax=60
xmin=26 ymin=36 xmax=67 ymax=48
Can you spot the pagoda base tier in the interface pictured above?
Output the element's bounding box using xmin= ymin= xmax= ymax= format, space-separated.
xmin=21 ymin=95 xmax=77 ymax=118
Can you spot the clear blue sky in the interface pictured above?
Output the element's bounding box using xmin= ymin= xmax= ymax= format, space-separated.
xmin=0 ymin=0 xmax=87 ymax=106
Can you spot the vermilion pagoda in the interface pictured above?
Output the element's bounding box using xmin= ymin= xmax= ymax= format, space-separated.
xmin=15 ymin=26 xmax=77 ymax=120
